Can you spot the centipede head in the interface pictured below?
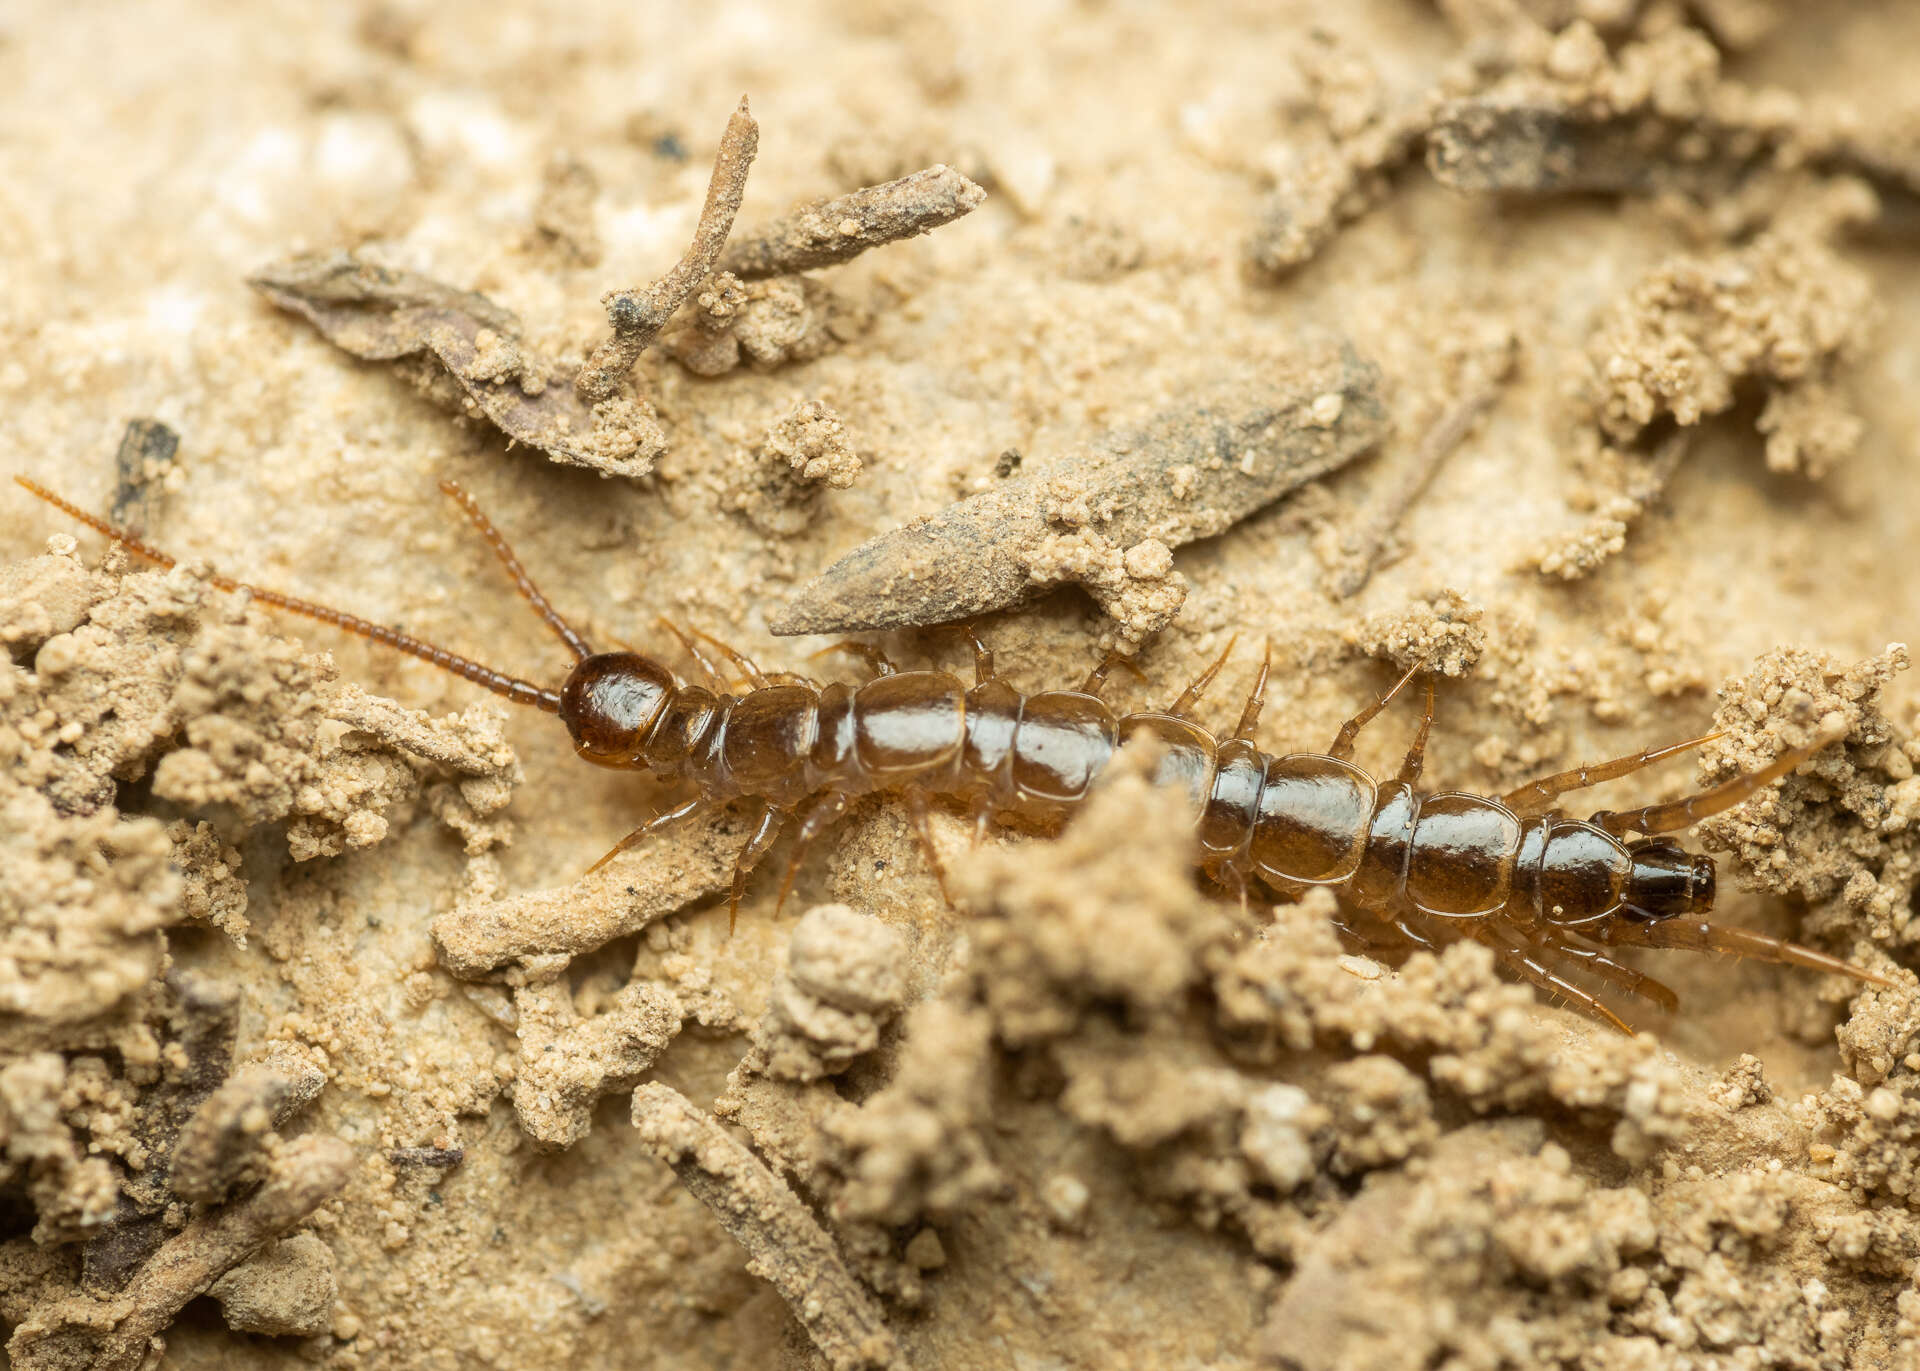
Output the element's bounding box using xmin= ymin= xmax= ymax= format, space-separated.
xmin=1621 ymin=839 xmax=1716 ymax=922
xmin=560 ymin=653 xmax=675 ymax=765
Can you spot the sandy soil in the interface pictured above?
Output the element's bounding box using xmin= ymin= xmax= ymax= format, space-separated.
xmin=5 ymin=2 xmax=1920 ymax=1368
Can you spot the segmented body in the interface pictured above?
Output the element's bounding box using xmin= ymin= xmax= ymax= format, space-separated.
xmin=568 ymin=652 xmax=1705 ymax=934
xmin=18 ymin=474 xmax=1893 ymax=1031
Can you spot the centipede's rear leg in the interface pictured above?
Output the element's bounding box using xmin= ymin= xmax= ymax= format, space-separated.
xmin=1592 ymin=721 xmax=1851 ymax=838
xmin=1593 ymin=917 xmax=1898 ymax=988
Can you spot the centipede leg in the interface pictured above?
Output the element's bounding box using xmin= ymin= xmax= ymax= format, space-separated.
xmin=775 ymin=790 xmax=851 ymax=913
xmin=694 ymin=627 xmax=771 ymax=690
xmin=729 ymin=804 xmax=787 ymax=935
xmin=1328 ymin=654 xmax=1430 ymax=761
xmin=968 ymin=794 xmax=992 ymax=847
xmin=813 ymin=640 xmax=898 ymax=680
xmin=1473 ymin=924 xmax=1636 ymax=1035
xmin=586 ymin=795 xmax=710 ymax=875
xmin=1080 ymin=650 xmax=1144 ymax=697
xmin=1203 ymin=856 xmax=1251 ymax=915
xmin=658 ymin=617 xmax=726 ymax=692
xmin=1395 ymin=677 xmax=1437 ymax=785
xmin=1533 ymin=928 xmax=1680 ymax=1013
xmin=903 ymin=788 xmax=953 ymax=906
xmin=1232 ymin=641 xmax=1273 ymax=741
xmin=1594 ymin=918 xmax=1897 ymax=988
xmin=1167 ymin=636 xmax=1238 ymax=720
xmin=959 ymin=626 xmax=994 ymax=686
xmin=1391 ymin=914 xmax=1442 ymax=953
xmin=1502 ymin=731 xmax=1722 ymax=816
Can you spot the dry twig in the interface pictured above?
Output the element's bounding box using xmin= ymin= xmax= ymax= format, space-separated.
xmin=632 ymin=1082 xmax=898 ymax=1371
xmin=718 ymin=165 xmax=985 ymax=280
xmin=575 ymin=97 xmax=760 ymax=401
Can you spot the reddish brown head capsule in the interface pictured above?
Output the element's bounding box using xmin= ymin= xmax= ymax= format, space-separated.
xmin=560 ymin=653 xmax=677 ymax=766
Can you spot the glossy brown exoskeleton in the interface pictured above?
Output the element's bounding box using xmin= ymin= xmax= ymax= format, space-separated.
xmin=19 ymin=476 xmax=1894 ymax=1032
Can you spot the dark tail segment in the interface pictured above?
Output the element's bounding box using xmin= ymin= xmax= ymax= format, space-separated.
xmin=14 ymin=476 xmax=563 ymax=714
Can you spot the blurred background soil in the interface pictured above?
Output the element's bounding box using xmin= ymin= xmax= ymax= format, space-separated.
xmin=4 ymin=2 xmax=1920 ymax=1368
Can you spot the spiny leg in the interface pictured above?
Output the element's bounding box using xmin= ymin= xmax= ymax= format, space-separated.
xmin=694 ymin=626 xmax=770 ymax=690
xmin=1392 ymin=912 xmax=1443 ymax=954
xmin=729 ymin=804 xmax=787 ymax=934
xmin=812 ymin=640 xmax=897 ymax=680
xmin=1503 ymin=731 xmax=1722 ymax=816
xmin=438 ymin=479 xmax=592 ymax=661
xmin=1203 ymin=855 xmax=1251 ymax=916
xmin=957 ymin=626 xmax=994 ymax=686
xmin=1395 ymin=676 xmax=1437 ymax=785
xmin=1472 ymin=923 xmax=1636 ymax=1035
xmin=1328 ymin=654 xmax=1430 ymax=761
xmin=903 ymin=788 xmax=953 ymax=905
xmin=1595 ymin=915 xmax=1898 ymax=988
xmin=968 ymin=794 xmax=993 ymax=848
xmin=775 ymin=790 xmax=851 ymax=913
xmin=1080 ymin=650 xmax=1144 ymax=697
xmin=586 ymin=795 xmax=709 ymax=876
xmin=1167 ymin=635 xmax=1238 ymax=720
xmin=1534 ymin=927 xmax=1680 ymax=1013
xmin=1594 ymin=721 xmax=1848 ymax=837
xmin=16 ymin=477 xmax=564 ymax=713
xmin=1232 ymin=641 xmax=1273 ymax=741
xmin=658 ymin=617 xmax=725 ymax=692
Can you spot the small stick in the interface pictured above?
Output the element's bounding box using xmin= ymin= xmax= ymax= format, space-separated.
xmin=84 ymin=1136 xmax=355 ymax=1371
xmin=632 ymin=1083 xmax=899 ymax=1371
xmin=770 ymin=345 xmax=1387 ymax=636
xmin=430 ymin=809 xmax=748 ymax=978
xmin=576 ymin=97 xmax=759 ymax=402
xmin=1331 ymin=359 xmax=1510 ymax=598
xmin=717 ymin=165 xmax=986 ymax=280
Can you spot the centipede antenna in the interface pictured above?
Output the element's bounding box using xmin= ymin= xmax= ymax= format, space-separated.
xmin=16 ymin=476 xmax=563 ymax=714
xmin=437 ymin=479 xmax=593 ymax=662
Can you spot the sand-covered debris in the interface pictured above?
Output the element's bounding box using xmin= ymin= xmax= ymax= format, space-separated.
xmin=252 ymin=254 xmax=668 ymax=481
xmin=771 ymin=346 xmax=1387 ymax=647
xmin=0 ymin=523 xmax=517 ymax=1364
xmin=1586 ymin=192 xmax=1876 ymax=477
xmin=725 ymin=399 xmax=864 ymax=537
xmin=8 ymin=4 xmax=1920 ymax=1369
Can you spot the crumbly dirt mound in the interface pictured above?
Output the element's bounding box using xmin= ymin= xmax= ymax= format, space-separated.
xmin=4 ymin=4 xmax=1920 ymax=1370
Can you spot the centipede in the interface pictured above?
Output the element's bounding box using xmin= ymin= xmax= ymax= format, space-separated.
xmin=15 ymin=474 xmax=1896 ymax=1033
